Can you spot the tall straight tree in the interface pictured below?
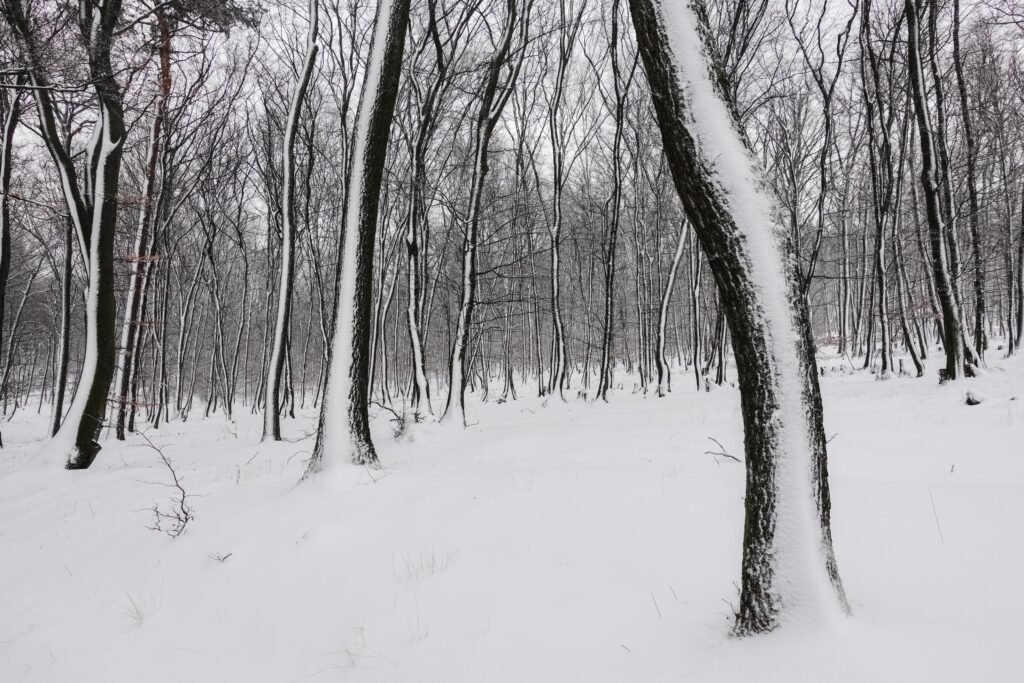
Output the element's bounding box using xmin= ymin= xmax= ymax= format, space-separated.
xmin=115 ymin=9 xmax=172 ymax=441
xmin=859 ymin=0 xmax=898 ymax=376
xmin=440 ymin=0 xmax=532 ymax=424
xmin=595 ymin=0 xmax=637 ymax=401
xmin=0 ymin=81 xmax=21 ymax=447
xmin=545 ymin=0 xmax=587 ymax=399
xmin=951 ymin=0 xmax=986 ymax=359
xmin=404 ymin=0 xmax=478 ymax=422
xmin=627 ymin=0 xmax=848 ymax=633
xmin=2 ymin=0 xmax=126 ymax=469
xmin=265 ymin=0 xmax=320 ymax=441
xmin=905 ymin=0 xmax=965 ymax=380
xmin=304 ymin=0 xmax=410 ymax=473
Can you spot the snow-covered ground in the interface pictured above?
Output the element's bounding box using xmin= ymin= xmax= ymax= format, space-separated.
xmin=2 ymin=355 xmax=1022 ymax=682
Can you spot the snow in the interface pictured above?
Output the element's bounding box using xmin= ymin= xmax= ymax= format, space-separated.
xmin=2 ymin=354 xmax=1023 ymax=681
xmin=656 ymin=2 xmax=842 ymax=624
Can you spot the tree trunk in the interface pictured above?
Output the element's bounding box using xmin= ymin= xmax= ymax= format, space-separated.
xmin=306 ymin=0 xmax=409 ymax=474
xmin=0 ymin=84 xmax=21 ymax=441
xmin=264 ymin=0 xmax=318 ymax=440
xmin=441 ymin=0 xmax=530 ymax=424
xmin=906 ymin=0 xmax=965 ymax=381
xmin=627 ymin=0 xmax=847 ymax=634
xmin=656 ymin=219 xmax=687 ymax=395
xmin=115 ymin=12 xmax=170 ymax=440
xmin=952 ymin=0 xmax=986 ymax=359
xmin=7 ymin=0 xmax=128 ymax=468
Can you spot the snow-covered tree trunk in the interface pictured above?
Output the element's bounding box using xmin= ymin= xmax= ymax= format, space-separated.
xmin=65 ymin=19 xmax=126 ymax=469
xmin=627 ymin=0 xmax=847 ymax=634
xmin=304 ymin=0 xmax=409 ymax=473
xmin=905 ymin=0 xmax=965 ymax=380
xmin=656 ymin=219 xmax=687 ymax=396
xmin=406 ymin=141 xmax=432 ymax=420
xmin=264 ymin=0 xmax=319 ymax=441
xmin=6 ymin=0 xmax=127 ymax=468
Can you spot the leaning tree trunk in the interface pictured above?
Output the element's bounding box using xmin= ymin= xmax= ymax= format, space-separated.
xmin=304 ymin=0 xmax=409 ymax=474
xmin=627 ymin=0 xmax=848 ymax=634
xmin=264 ymin=0 xmax=319 ymax=441
xmin=52 ymin=218 xmax=73 ymax=436
xmin=64 ymin=57 xmax=125 ymax=469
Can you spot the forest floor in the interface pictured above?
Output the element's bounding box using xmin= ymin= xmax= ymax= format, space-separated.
xmin=1 ymin=351 xmax=1022 ymax=682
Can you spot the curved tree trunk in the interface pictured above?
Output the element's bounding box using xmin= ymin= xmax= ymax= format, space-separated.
xmin=6 ymin=0 xmax=128 ymax=468
xmin=264 ymin=0 xmax=319 ymax=441
xmin=627 ymin=0 xmax=847 ymax=634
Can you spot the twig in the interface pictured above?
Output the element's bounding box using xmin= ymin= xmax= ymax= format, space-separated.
xmin=928 ymin=488 xmax=944 ymax=543
xmin=139 ymin=432 xmax=193 ymax=537
xmin=705 ymin=436 xmax=742 ymax=463
xmin=651 ymin=592 xmax=663 ymax=618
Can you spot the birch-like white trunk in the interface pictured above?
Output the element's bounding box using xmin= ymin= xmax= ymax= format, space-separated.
xmin=655 ymin=219 xmax=687 ymax=396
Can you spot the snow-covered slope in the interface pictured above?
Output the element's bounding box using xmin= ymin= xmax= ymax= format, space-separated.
xmin=2 ymin=357 xmax=1022 ymax=681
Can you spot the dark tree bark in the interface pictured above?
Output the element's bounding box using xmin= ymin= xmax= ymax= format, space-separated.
xmin=3 ymin=0 xmax=127 ymax=468
xmin=115 ymin=11 xmax=171 ymax=441
xmin=547 ymin=0 xmax=588 ymax=399
xmin=906 ymin=0 xmax=966 ymax=380
xmin=627 ymin=0 xmax=847 ymax=634
xmin=0 ymin=81 xmax=20 ymax=446
xmin=595 ymin=0 xmax=636 ymax=401
xmin=441 ymin=0 xmax=532 ymax=424
xmin=52 ymin=218 xmax=74 ymax=437
xmin=264 ymin=0 xmax=319 ymax=441
xmin=952 ymin=0 xmax=986 ymax=359
xmin=306 ymin=0 xmax=410 ymax=473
